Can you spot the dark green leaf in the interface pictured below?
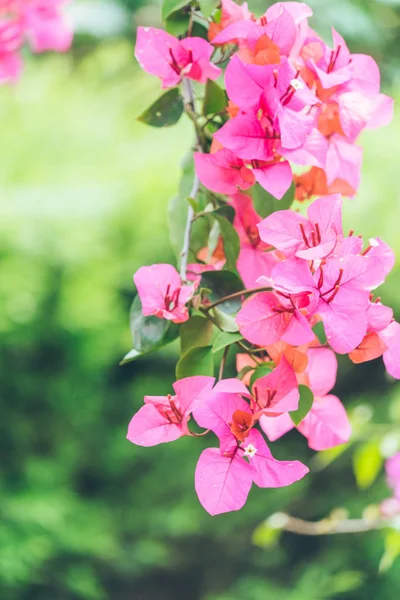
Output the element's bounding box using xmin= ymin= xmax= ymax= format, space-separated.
xmin=210 ymin=307 xmax=239 ymax=332
xmin=176 ymin=345 xmax=214 ymax=378
xmin=212 ymin=331 xmax=243 ymax=353
xmin=290 ymin=385 xmax=314 ymax=426
xmin=199 ymin=0 xmax=219 ymax=18
xmin=313 ymin=321 xmax=327 ymax=345
xmin=237 ymin=365 xmax=255 ymax=380
xmin=129 ymin=295 xmax=179 ymax=355
xmin=165 ymin=10 xmax=190 ymax=36
xmin=203 ymin=80 xmax=227 ymax=116
xmin=200 ymin=270 xmax=244 ymax=314
xmin=162 ymin=0 xmax=190 ymax=20
xmin=250 ymin=363 xmax=274 ymax=387
xmin=180 ymin=316 xmax=214 ymax=354
xmin=191 ymin=20 xmax=209 ymax=40
xmin=213 ymin=214 xmax=240 ymax=271
xmin=138 ymin=88 xmax=183 ymax=128
xmin=251 ymin=182 xmax=295 ymax=218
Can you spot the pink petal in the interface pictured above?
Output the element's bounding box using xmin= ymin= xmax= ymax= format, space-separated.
xmin=305 ymin=348 xmax=337 ymax=396
xmin=225 ymin=55 xmax=268 ymax=110
xmin=266 ymin=2 xmax=313 ymax=23
xmin=246 ymin=429 xmax=309 ymax=487
xmin=193 ymin=392 xmax=251 ymax=451
xmin=307 ymin=193 xmax=342 ymax=237
xmin=253 ymin=161 xmax=293 ymax=199
xmin=317 ymin=294 xmax=368 ymax=354
xmin=237 ymin=245 xmax=278 ymax=288
xmin=215 ymin=114 xmax=272 ymax=161
xmin=173 ymin=376 xmax=216 ymax=414
xmin=325 ymin=135 xmax=363 ymax=191
xmin=258 ymin=209 xmax=311 ymax=258
xmin=367 ymin=94 xmax=394 ymax=130
xmin=180 ymin=37 xmax=221 ymax=82
xmin=278 ymin=108 xmax=314 ymax=150
xmin=264 ymin=7 xmax=297 ymax=56
xmin=253 ymin=357 xmax=300 ymax=414
xmin=259 ymin=412 xmax=295 ymax=441
xmin=298 ymin=394 xmax=351 ymax=450
xmin=381 ymin=321 xmax=400 ymax=379
xmin=195 ymin=448 xmax=253 ymax=515
xmin=338 ymin=92 xmax=372 ymax=142
xmin=280 ymin=128 xmax=328 ymax=168
xmin=237 ymin=292 xmax=288 ymax=346
xmin=194 ymin=150 xmax=255 ymax=195
xmin=212 ymin=19 xmax=258 ymax=45
xmin=367 ymin=237 xmax=395 ymax=278
xmin=367 ymin=302 xmax=393 ymax=333
xmin=127 ymin=404 xmax=183 ymax=447
xmin=134 ymin=27 xmax=182 ymax=88
xmin=348 ymin=54 xmax=380 ymax=95
xmin=282 ymin=309 xmax=315 ymax=346
xmin=212 ymin=378 xmax=252 ymax=398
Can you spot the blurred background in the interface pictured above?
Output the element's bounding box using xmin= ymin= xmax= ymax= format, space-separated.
xmin=1 ymin=0 xmax=400 ymax=598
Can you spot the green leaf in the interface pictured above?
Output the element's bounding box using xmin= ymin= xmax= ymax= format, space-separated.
xmin=353 ymin=441 xmax=383 ymax=489
xmin=199 ymin=0 xmax=220 ymax=18
xmin=176 ymin=345 xmax=214 ymax=378
xmin=119 ymin=348 xmax=141 ymax=365
xmin=200 ymin=270 xmax=244 ymax=314
xmin=191 ymin=20 xmax=210 ymax=40
xmin=213 ymin=214 xmax=240 ymax=271
xmin=203 ymin=80 xmax=227 ymax=116
xmin=250 ymin=363 xmax=274 ymax=387
xmin=290 ymin=385 xmax=314 ymax=426
xmin=380 ymin=531 xmax=400 ymax=573
xmin=251 ymin=182 xmax=295 ymax=218
xmin=138 ymin=88 xmax=183 ymax=128
xmin=162 ymin=0 xmax=190 ymax=20
xmin=180 ymin=316 xmax=214 ymax=354
xmin=165 ymin=10 xmax=190 ymax=36
xmin=237 ymin=365 xmax=255 ymax=380
xmin=212 ymin=331 xmax=243 ymax=353
xmin=313 ymin=321 xmax=327 ymax=345
xmin=210 ymin=307 xmax=239 ymax=332
xmin=129 ymin=295 xmax=179 ymax=356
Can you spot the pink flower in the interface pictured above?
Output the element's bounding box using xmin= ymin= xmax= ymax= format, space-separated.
xmin=127 ymin=376 xmax=215 ymax=447
xmin=135 ymin=27 xmax=221 ymax=89
xmin=134 ymin=264 xmax=196 ymax=324
xmin=19 ymin=0 xmax=73 ymax=53
xmin=261 ymin=348 xmax=351 ymax=450
xmin=194 ymin=148 xmax=255 ymax=195
xmin=252 ymin=357 xmax=300 ymax=415
xmin=0 ymin=17 xmax=23 ymax=83
xmin=380 ymin=321 xmax=400 ymax=379
xmin=231 ymin=193 xmax=279 ymax=287
xmin=258 ymin=193 xmax=343 ymax=260
xmin=193 ymin=384 xmax=308 ymax=515
xmin=386 ymin=453 xmax=400 ymax=500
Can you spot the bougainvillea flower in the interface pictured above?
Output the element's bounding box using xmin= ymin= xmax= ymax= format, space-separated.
xmin=261 ymin=348 xmax=351 ymax=450
xmin=0 ymin=18 xmax=23 ymax=83
xmin=258 ymin=193 xmax=342 ymax=260
xmin=208 ymin=0 xmax=251 ymax=43
xmin=324 ymin=134 xmax=362 ymax=194
xmin=134 ymin=264 xmax=196 ymax=323
xmin=380 ymin=321 xmax=400 ymax=379
xmin=21 ymin=0 xmax=73 ymax=53
xmin=304 ymin=28 xmax=352 ymax=89
xmin=194 ymin=388 xmax=308 ymax=514
xmin=194 ymin=149 xmax=255 ymax=195
xmin=213 ymin=5 xmax=298 ymax=59
xmin=231 ymin=193 xmax=279 ymax=287
xmin=252 ymin=357 xmax=300 ymax=416
xmin=135 ymin=27 xmax=220 ymax=88
xmin=313 ymin=254 xmax=384 ymax=353
xmin=237 ymin=289 xmax=316 ymax=348
xmin=127 ymin=376 xmax=215 ymax=447
xmin=386 ymin=453 xmax=400 ymax=500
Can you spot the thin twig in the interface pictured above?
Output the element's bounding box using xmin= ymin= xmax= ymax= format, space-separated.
xmin=219 ymin=345 xmax=230 ymax=380
xmin=203 ymin=286 xmax=272 ymax=311
xmin=267 ymin=512 xmax=387 ymax=536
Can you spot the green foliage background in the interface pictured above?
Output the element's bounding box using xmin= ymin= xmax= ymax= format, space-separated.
xmin=1 ymin=0 xmax=400 ymax=598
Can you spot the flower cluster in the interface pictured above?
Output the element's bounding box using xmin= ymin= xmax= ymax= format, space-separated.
xmin=0 ymin=0 xmax=72 ymax=84
xmin=194 ymin=0 xmax=393 ymax=199
xmin=129 ymin=0 xmax=399 ymax=516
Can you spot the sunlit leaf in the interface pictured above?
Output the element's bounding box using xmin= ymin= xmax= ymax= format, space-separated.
xmin=203 ymin=80 xmax=227 ymax=116
xmin=212 ymin=331 xmax=243 ymax=353
xmin=162 ymin=0 xmax=190 ymax=20
xmin=353 ymin=441 xmax=383 ymax=489
xmin=250 ymin=363 xmax=274 ymax=387
xmin=199 ymin=0 xmax=220 ymax=18
xmin=290 ymin=385 xmax=314 ymax=426
xmin=180 ymin=316 xmax=214 ymax=354
xmin=380 ymin=530 xmax=400 ymax=572
xmin=176 ymin=345 xmax=214 ymax=378
xmin=251 ymin=182 xmax=295 ymax=218
xmin=138 ymin=88 xmax=184 ymax=128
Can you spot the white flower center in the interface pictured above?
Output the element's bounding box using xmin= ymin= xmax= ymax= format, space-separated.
xmin=243 ymin=443 xmax=257 ymax=458
xmin=290 ymin=78 xmax=304 ymax=90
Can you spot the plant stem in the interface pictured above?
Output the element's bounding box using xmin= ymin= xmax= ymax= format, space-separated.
xmin=219 ymin=345 xmax=230 ymax=380
xmin=204 ymin=286 xmax=272 ymax=311
xmin=267 ymin=512 xmax=387 ymax=536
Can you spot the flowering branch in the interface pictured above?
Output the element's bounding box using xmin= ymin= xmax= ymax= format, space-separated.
xmin=266 ymin=511 xmax=387 ymax=536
